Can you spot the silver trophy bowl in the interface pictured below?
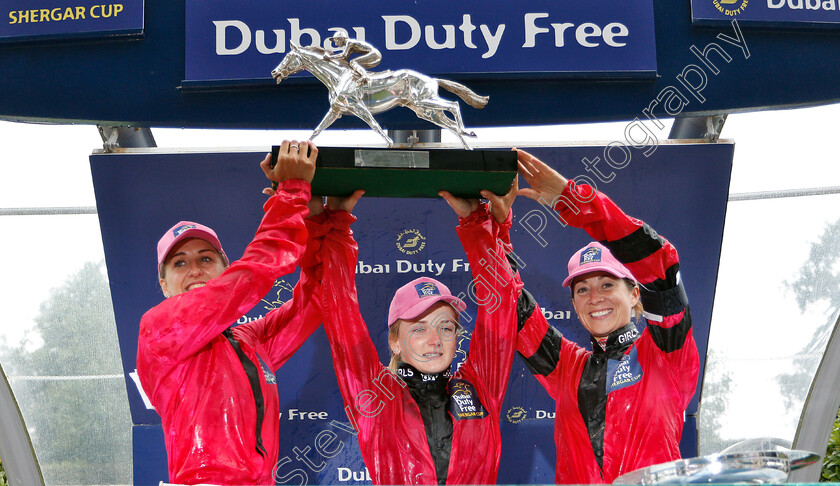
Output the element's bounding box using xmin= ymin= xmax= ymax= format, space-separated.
xmin=613 ymin=439 xmax=821 ymax=485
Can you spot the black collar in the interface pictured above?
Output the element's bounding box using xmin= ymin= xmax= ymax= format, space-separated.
xmin=396 ymin=362 xmax=450 ymax=395
xmin=590 ymin=321 xmax=640 ymax=358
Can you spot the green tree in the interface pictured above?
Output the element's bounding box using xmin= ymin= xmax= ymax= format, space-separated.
xmin=0 ymin=261 xmax=131 ymax=485
xmin=823 ymin=411 xmax=840 ymax=482
xmin=0 ymin=457 xmax=8 ymax=486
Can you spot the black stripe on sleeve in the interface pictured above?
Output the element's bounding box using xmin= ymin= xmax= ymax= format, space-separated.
xmin=516 ymin=289 xmax=563 ymax=376
xmin=605 ymin=223 xmax=666 ymax=264
xmin=642 ymin=263 xmax=681 ymax=293
xmin=506 ymin=253 xmax=520 ymax=274
xmin=520 ymin=325 xmax=563 ymax=377
xmin=517 ymin=288 xmax=537 ymax=332
xmin=641 ymin=280 xmax=689 ymax=318
xmin=646 ymin=306 xmax=692 ymax=353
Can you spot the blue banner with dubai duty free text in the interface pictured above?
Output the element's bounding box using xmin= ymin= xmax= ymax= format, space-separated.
xmin=184 ymin=0 xmax=657 ymax=86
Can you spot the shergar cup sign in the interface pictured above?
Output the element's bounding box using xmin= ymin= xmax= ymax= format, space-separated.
xmin=269 ymin=35 xmax=516 ymax=198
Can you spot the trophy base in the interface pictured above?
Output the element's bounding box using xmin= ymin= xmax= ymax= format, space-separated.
xmin=271 ymin=146 xmax=517 ymax=198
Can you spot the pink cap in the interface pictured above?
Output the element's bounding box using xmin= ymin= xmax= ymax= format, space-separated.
xmin=157 ymin=221 xmax=228 ymax=274
xmin=387 ymin=277 xmax=467 ymax=327
xmin=561 ymin=241 xmax=636 ymax=288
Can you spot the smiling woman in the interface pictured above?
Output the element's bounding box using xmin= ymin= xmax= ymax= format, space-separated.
xmin=571 ymin=271 xmax=640 ymax=339
xmin=512 ymin=148 xmax=699 ymax=484
xmin=388 ymin=298 xmax=464 ymax=374
xmin=316 ymin=184 xmax=523 ymax=485
xmin=156 ymin=221 xmax=229 ymax=298
xmin=135 ymin=143 xmax=325 ymax=485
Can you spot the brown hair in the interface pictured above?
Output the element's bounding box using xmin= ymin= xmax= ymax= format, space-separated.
xmin=387 ymin=322 xmax=402 ymax=372
xmin=624 ymin=278 xmax=645 ymax=317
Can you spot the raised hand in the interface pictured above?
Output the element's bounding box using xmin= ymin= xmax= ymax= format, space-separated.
xmin=515 ymin=148 xmax=568 ymax=206
xmin=326 ymin=190 xmax=366 ymax=214
xmin=307 ymin=195 xmax=325 ymax=219
xmin=260 ymin=140 xmax=318 ymax=192
xmin=480 ymin=175 xmax=518 ymax=224
xmin=438 ymin=191 xmax=479 ymax=219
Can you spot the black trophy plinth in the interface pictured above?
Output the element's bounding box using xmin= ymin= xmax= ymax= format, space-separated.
xmin=270 ymin=146 xmax=516 ymax=198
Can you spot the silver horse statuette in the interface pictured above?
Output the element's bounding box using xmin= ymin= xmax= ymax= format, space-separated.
xmin=271 ymin=36 xmax=488 ymax=150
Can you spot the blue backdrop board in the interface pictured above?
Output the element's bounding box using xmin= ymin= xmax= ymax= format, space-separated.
xmin=90 ymin=141 xmax=733 ymax=485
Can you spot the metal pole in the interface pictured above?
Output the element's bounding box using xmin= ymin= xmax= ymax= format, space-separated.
xmin=789 ymin=312 xmax=840 ymax=481
xmin=0 ymin=362 xmax=45 ymax=486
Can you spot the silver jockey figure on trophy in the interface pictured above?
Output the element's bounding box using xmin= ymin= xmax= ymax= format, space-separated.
xmin=271 ymin=33 xmax=488 ymax=149
xmin=325 ymin=32 xmax=382 ymax=82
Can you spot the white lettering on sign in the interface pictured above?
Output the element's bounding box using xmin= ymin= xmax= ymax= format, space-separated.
xmin=383 ymin=14 xmax=505 ymax=58
xmin=284 ymin=409 xmax=329 ymax=420
xmin=523 ymin=13 xmax=629 ymax=48
xmin=212 ymin=14 xmax=630 ymax=58
xmin=356 ymin=258 xmax=469 ymax=275
xmin=395 ymin=259 xmax=447 ymax=276
xmin=768 ymin=0 xmax=838 ymax=9
xmin=542 ymin=309 xmax=572 ymax=321
xmin=535 ymin=409 xmax=555 ymax=419
xmin=337 ymin=467 xmax=372 ymax=482
xmin=214 ymin=19 xmax=368 ymax=55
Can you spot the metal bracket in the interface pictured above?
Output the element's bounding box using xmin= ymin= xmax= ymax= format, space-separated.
xmin=97 ymin=125 xmax=157 ymax=152
xmin=668 ymin=114 xmax=728 ymax=142
xmin=407 ymin=131 xmax=420 ymax=147
xmin=388 ymin=129 xmax=442 ymax=148
xmin=704 ymin=114 xmax=727 ymax=142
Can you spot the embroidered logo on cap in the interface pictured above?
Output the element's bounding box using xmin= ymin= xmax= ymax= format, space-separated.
xmin=173 ymin=224 xmax=197 ymax=237
xmin=415 ymin=282 xmax=440 ymax=298
xmin=580 ymin=247 xmax=602 ymax=265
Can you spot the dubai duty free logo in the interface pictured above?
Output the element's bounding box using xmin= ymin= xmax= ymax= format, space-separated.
xmin=452 ymin=381 xmax=473 ymax=397
xmin=505 ymin=406 xmax=527 ymax=424
xmin=396 ymin=229 xmax=426 ymax=255
xmin=713 ymin=0 xmax=749 ymax=16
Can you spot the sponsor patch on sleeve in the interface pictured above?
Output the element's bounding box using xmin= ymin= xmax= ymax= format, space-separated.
xmin=448 ymin=379 xmax=487 ymax=420
xmin=606 ymin=347 xmax=643 ymax=394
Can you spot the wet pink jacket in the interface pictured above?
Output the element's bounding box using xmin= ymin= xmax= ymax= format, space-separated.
xmin=137 ymin=180 xmax=321 ymax=485
xmin=319 ymin=205 xmax=521 ymax=485
xmin=517 ymin=181 xmax=699 ymax=483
